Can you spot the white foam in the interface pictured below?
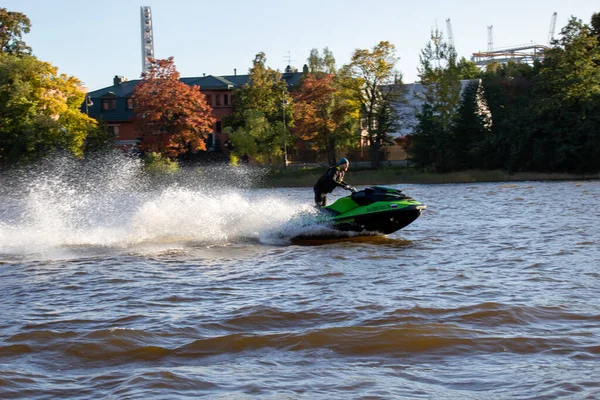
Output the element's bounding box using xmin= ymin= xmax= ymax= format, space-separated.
xmin=0 ymin=154 xmax=327 ymax=256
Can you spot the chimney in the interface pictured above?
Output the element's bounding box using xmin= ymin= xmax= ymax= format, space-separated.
xmin=113 ymin=75 xmax=127 ymax=86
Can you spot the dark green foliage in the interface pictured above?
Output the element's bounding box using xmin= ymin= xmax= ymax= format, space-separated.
xmin=410 ymin=28 xmax=461 ymax=172
xmin=449 ymin=81 xmax=491 ymax=170
xmin=456 ymin=57 xmax=481 ymax=79
xmin=83 ymin=124 xmax=115 ymax=155
xmin=478 ymin=62 xmax=538 ymax=172
xmin=409 ymin=11 xmax=600 ymax=174
xmin=409 ymin=103 xmax=447 ymax=171
xmin=501 ymin=15 xmax=600 ymax=173
xmin=592 ymin=12 xmax=600 ymax=39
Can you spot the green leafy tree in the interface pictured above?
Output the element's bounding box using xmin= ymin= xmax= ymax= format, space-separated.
xmin=344 ymin=41 xmax=400 ymax=168
xmin=227 ymin=52 xmax=292 ymax=127
xmin=307 ymin=48 xmax=325 ymax=75
xmin=374 ymin=95 xmax=401 ymax=154
xmin=449 ymin=81 xmax=492 ymax=170
xmin=225 ymin=110 xmax=284 ymax=164
xmin=143 ymin=151 xmax=180 ymax=175
xmin=224 ymin=52 xmax=293 ymax=164
xmin=408 ymin=103 xmax=443 ymax=170
xmin=474 ymin=13 xmax=600 ymax=174
xmin=591 ymin=12 xmax=600 ymax=39
xmin=457 ymin=57 xmax=481 ymax=79
xmin=0 ymin=53 xmax=97 ymax=165
xmin=524 ymin=15 xmax=600 ymax=173
xmin=536 ymin=17 xmax=600 ymax=109
xmin=409 ymin=29 xmax=462 ymax=171
xmin=477 ymin=61 xmax=539 ymax=171
xmin=307 ymin=47 xmax=336 ymax=75
xmin=418 ymin=28 xmax=462 ymax=128
xmin=323 ymin=48 xmax=336 ymax=75
xmin=0 ymin=8 xmax=31 ymax=56
xmin=412 ymin=11 xmax=600 ymax=175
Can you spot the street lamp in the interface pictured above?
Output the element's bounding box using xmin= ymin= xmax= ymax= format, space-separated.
xmin=85 ymin=95 xmax=93 ymax=116
xmin=282 ymin=90 xmax=288 ymax=167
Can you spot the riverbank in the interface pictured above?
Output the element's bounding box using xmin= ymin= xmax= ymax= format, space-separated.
xmin=264 ymin=167 xmax=600 ymax=187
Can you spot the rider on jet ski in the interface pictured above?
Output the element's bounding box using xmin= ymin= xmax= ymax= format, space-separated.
xmin=313 ymin=158 xmax=355 ymax=207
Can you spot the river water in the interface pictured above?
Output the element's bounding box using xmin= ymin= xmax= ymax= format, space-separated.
xmin=1 ymin=157 xmax=599 ymax=399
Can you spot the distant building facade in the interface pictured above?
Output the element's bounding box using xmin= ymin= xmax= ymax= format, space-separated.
xmin=85 ymin=73 xmax=489 ymax=165
xmin=380 ymin=79 xmax=490 ymax=138
xmin=84 ymin=69 xmax=304 ymax=153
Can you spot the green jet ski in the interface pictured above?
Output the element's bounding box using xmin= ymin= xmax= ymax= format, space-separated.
xmin=319 ymin=186 xmax=426 ymax=234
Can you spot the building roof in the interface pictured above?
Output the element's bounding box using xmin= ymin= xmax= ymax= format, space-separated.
xmin=87 ymin=71 xmax=304 ymax=98
xmin=88 ymin=79 xmax=142 ymax=98
xmin=183 ymin=75 xmax=237 ymax=90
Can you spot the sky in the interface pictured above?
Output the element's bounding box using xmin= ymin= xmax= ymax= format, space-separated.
xmin=4 ymin=0 xmax=598 ymax=91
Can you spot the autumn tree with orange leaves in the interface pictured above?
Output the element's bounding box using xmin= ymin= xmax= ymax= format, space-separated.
xmin=293 ymin=73 xmax=359 ymax=165
xmin=132 ymin=57 xmax=215 ymax=158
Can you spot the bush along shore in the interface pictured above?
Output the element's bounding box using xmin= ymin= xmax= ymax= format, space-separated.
xmin=263 ymin=166 xmax=600 ymax=188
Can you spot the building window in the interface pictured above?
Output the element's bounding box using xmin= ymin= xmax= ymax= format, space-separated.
xmin=224 ymin=94 xmax=229 ymax=106
xmin=215 ymin=94 xmax=221 ymax=107
xmin=126 ymin=98 xmax=134 ymax=110
xmin=205 ymin=94 xmax=212 ymax=106
xmin=216 ymin=121 xmax=222 ymax=133
xmin=107 ymin=125 xmax=120 ymax=137
xmin=102 ymin=99 xmax=116 ymax=111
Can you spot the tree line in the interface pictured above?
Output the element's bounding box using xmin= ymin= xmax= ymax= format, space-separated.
xmin=1 ymin=7 xmax=599 ymax=175
xmin=410 ymin=12 xmax=600 ymax=174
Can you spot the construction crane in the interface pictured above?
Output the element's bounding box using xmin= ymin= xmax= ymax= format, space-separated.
xmin=547 ymin=12 xmax=557 ymax=46
xmin=446 ymin=18 xmax=456 ymax=51
xmin=471 ymin=16 xmax=552 ymax=66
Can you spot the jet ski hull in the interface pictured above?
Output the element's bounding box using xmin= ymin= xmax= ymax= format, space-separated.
xmin=318 ymin=186 xmax=426 ymax=235
xmin=328 ymin=205 xmax=424 ymax=234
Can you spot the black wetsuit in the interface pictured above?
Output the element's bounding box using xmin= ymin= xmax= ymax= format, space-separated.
xmin=313 ymin=166 xmax=348 ymax=207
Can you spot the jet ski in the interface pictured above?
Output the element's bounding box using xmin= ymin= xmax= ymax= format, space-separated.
xmin=318 ymin=186 xmax=426 ymax=234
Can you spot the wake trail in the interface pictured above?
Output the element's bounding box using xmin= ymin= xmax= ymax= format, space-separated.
xmin=0 ymin=153 xmax=326 ymax=257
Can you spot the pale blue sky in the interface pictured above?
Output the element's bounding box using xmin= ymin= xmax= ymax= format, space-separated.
xmin=4 ymin=0 xmax=598 ymax=91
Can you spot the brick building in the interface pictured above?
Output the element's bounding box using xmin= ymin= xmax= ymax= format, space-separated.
xmin=84 ymin=70 xmax=304 ymax=152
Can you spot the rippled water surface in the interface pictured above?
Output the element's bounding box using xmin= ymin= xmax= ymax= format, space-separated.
xmin=1 ymin=158 xmax=599 ymax=399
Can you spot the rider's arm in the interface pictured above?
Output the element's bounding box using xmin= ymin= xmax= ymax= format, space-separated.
xmin=329 ymin=169 xmax=347 ymax=188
